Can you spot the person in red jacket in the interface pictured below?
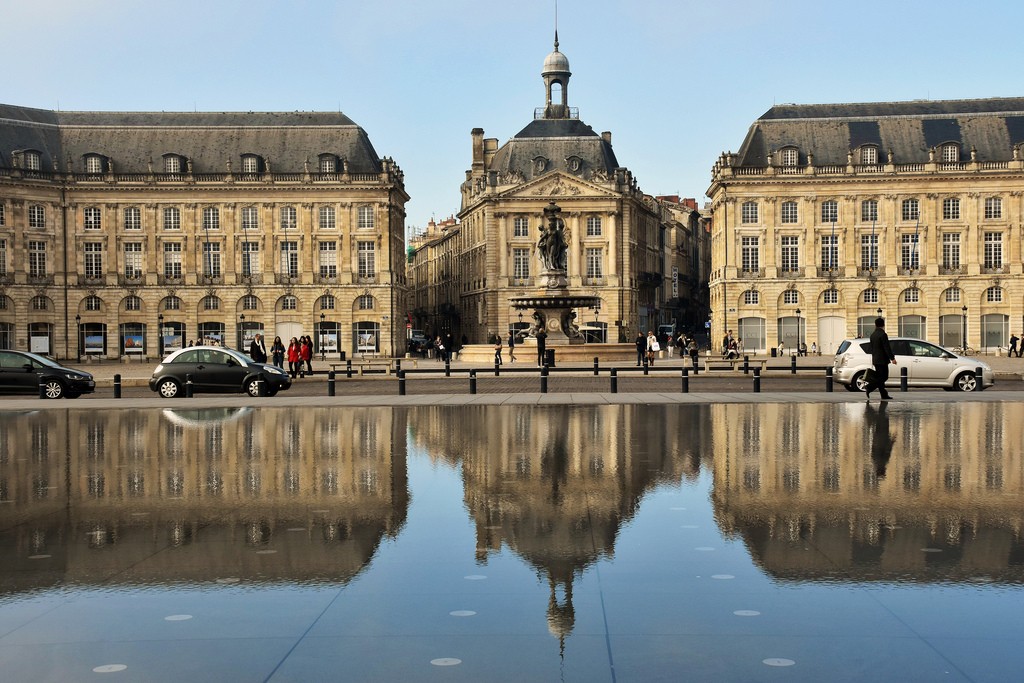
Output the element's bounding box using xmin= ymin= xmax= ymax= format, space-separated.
xmin=287 ymin=337 xmax=301 ymax=378
xmin=300 ymin=335 xmax=314 ymax=375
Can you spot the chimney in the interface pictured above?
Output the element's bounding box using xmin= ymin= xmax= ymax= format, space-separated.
xmin=471 ymin=128 xmax=485 ymax=173
xmin=602 ymin=131 xmax=612 ymax=145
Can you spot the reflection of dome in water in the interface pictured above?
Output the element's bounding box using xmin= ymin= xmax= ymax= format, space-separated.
xmin=546 ymin=578 xmax=575 ymax=638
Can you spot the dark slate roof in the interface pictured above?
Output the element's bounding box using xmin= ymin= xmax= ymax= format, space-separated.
xmin=487 ymin=117 xmax=619 ymax=179
xmin=735 ymin=97 xmax=1024 ymax=167
xmin=0 ymin=103 xmax=382 ymax=174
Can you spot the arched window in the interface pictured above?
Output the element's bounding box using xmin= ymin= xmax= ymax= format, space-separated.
xmin=941 ymin=143 xmax=960 ymax=163
xmin=23 ymin=150 xmax=41 ymax=171
xmin=902 ymin=288 xmax=920 ymax=304
xmin=241 ymin=155 xmax=260 ymax=174
xmin=123 ymin=296 xmax=142 ymax=311
xmin=863 ymin=288 xmax=878 ymax=304
xmin=202 ymin=296 xmax=220 ymax=311
xmin=743 ymin=289 xmax=759 ymax=305
xmin=163 ymin=296 xmax=182 ymax=311
xmin=319 ymin=294 xmax=336 ymax=310
xmin=281 ymin=295 xmax=298 ymax=311
xmin=85 ymin=295 xmax=102 ymax=311
xmin=31 ymin=295 xmax=48 ymax=310
xmin=986 ymin=286 xmax=1003 ymax=303
xmin=241 ymin=294 xmax=259 ymax=310
xmin=943 ymin=287 xmax=960 ymax=303
xmin=163 ymin=155 xmax=182 ymax=174
xmin=318 ymin=155 xmax=337 ymax=173
xmin=357 ymin=295 xmax=375 ymax=310
xmin=84 ymin=154 xmax=105 ymax=174
xmin=860 ymin=146 xmax=878 ymax=165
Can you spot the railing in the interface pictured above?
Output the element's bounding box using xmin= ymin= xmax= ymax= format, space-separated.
xmin=854 ymin=164 xmax=884 ymax=173
xmin=314 ymin=273 xmax=339 ymax=284
xmin=27 ymin=274 xmax=55 ymax=285
xmin=509 ymin=277 xmax=534 ymax=287
xmin=939 ymin=266 xmax=963 ymax=275
xmin=817 ymin=266 xmax=840 ymax=277
xmin=779 ymin=268 xmax=803 ymax=278
xmin=199 ymin=274 xmax=224 ymax=285
xmin=275 ymin=274 xmax=299 ymax=285
xmin=237 ymin=273 xmax=263 ymax=285
xmin=355 ymin=274 xmax=378 ymax=284
xmin=79 ymin=274 xmax=107 ymax=286
xmin=1 ymin=168 xmax=395 ymax=186
xmin=158 ymin=274 xmax=183 ymax=285
xmin=980 ymin=161 xmax=1009 ymax=170
xmin=776 ymin=166 xmax=802 ymax=175
xmin=118 ymin=273 xmax=145 ymax=286
xmin=0 ymin=273 xmax=13 ymax=285
xmin=898 ymin=267 xmax=920 ymax=276
xmin=582 ymin=277 xmax=605 ymax=286
xmin=896 ymin=164 xmax=925 ymax=172
xmin=734 ymin=167 xmax=765 ymax=176
xmin=938 ymin=162 xmax=968 ymax=171
xmin=982 ymin=265 xmax=1008 ymax=274
xmin=815 ymin=165 xmax=845 ymax=174
xmin=737 ymin=268 xmax=764 ymax=279
xmin=857 ymin=267 xmax=879 ymax=277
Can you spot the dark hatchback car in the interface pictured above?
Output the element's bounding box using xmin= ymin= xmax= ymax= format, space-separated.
xmin=0 ymin=350 xmax=96 ymax=399
xmin=149 ymin=346 xmax=292 ymax=398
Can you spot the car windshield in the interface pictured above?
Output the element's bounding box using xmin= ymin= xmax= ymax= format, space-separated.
xmin=19 ymin=352 xmax=63 ymax=369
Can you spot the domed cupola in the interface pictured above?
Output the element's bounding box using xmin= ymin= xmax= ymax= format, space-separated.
xmin=542 ymin=32 xmax=572 ymax=119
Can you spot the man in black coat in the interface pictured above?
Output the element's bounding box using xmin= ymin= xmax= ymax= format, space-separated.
xmin=249 ymin=333 xmax=268 ymax=363
xmin=864 ymin=318 xmax=896 ymax=400
xmin=634 ymin=333 xmax=645 ymax=366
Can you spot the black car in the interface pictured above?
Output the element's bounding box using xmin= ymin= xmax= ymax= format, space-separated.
xmin=149 ymin=346 xmax=292 ymax=398
xmin=0 ymin=350 xmax=96 ymax=399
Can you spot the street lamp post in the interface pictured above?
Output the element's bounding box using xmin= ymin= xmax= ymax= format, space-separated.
xmin=320 ymin=312 xmax=326 ymax=361
xmin=158 ymin=313 xmax=164 ymax=357
xmin=962 ymin=305 xmax=968 ymax=349
xmin=795 ymin=308 xmax=801 ymax=355
xmin=239 ymin=313 xmax=245 ymax=349
xmin=75 ymin=314 xmax=81 ymax=362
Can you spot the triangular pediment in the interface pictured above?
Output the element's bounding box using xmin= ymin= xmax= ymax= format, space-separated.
xmin=498 ymin=171 xmax=619 ymax=200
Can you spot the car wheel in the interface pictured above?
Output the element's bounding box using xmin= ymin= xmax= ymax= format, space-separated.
xmin=842 ymin=380 xmax=859 ymax=392
xmin=158 ymin=379 xmax=181 ymax=398
xmin=245 ymin=378 xmax=263 ymax=397
xmin=852 ymin=371 xmax=869 ymax=392
xmin=43 ymin=379 xmax=65 ymax=399
xmin=955 ymin=372 xmax=978 ymax=392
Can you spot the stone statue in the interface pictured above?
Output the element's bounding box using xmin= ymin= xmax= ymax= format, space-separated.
xmin=538 ymin=201 xmax=568 ymax=272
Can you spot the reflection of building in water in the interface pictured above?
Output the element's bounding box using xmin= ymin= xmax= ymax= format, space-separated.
xmin=711 ymin=402 xmax=1024 ymax=582
xmin=0 ymin=407 xmax=407 ymax=590
xmin=408 ymin=404 xmax=707 ymax=641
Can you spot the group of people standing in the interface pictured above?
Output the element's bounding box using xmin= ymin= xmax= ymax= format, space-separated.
xmin=249 ymin=333 xmax=314 ymax=378
xmin=635 ymin=331 xmax=700 ymax=367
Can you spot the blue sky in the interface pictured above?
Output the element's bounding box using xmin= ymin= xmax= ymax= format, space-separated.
xmin=4 ymin=0 xmax=1023 ymax=233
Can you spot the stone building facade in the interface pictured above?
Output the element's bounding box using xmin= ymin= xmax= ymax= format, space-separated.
xmin=411 ymin=37 xmax=706 ymax=345
xmin=0 ymin=105 xmax=408 ymax=360
xmin=707 ymin=98 xmax=1024 ymax=354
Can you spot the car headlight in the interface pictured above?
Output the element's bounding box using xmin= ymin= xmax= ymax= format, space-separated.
xmin=64 ymin=372 xmax=87 ymax=380
xmin=266 ymin=366 xmax=287 ymax=376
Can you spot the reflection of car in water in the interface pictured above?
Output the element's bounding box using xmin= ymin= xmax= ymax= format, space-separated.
xmin=0 ymin=350 xmax=95 ymax=399
xmin=161 ymin=407 xmax=253 ymax=428
xmin=833 ymin=337 xmax=994 ymax=392
xmin=149 ymin=346 xmax=292 ymax=398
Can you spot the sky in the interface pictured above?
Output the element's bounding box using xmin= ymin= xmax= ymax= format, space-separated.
xmin=4 ymin=0 xmax=1024 ymax=235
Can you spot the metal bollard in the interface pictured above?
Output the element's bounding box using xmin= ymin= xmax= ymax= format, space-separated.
xmin=791 ymin=354 xmax=797 ymax=375
xmin=299 ymin=367 xmax=305 ymax=379
xmin=743 ymin=355 xmax=749 ymax=374
xmin=975 ymin=366 xmax=984 ymax=388
xmin=445 ymin=359 xmax=451 ymax=377
xmin=346 ymin=360 xmax=352 ymax=379
xmin=900 ymin=367 xmax=908 ymax=392
xmin=186 ymin=373 xmax=194 ymax=398
xmin=540 ymin=366 xmax=548 ymax=393
xmin=396 ymin=359 xmax=402 ymax=374
xmin=681 ymin=368 xmax=689 ymax=393
xmin=469 ymin=369 xmax=477 ymax=394
xmin=328 ymin=370 xmax=336 ymax=396
xmin=113 ymin=373 xmax=122 ymax=399
xmin=752 ymin=367 xmax=761 ymax=393
xmin=494 ymin=359 xmax=500 ymax=377
xmin=593 ymin=357 xmax=599 ymax=376
xmin=256 ymin=378 xmax=265 ymax=397
xmin=643 ymin=356 xmax=649 ymax=376
xmin=38 ymin=379 xmax=45 ymax=399
xmin=692 ymin=358 xmax=699 ymax=376
xmin=398 ymin=370 xmax=406 ymax=396
xmin=825 ymin=367 xmax=833 ymax=392
xmin=610 ymin=367 xmax=618 ymax=393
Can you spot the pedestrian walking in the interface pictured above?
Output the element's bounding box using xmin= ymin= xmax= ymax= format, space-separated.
xmin=1010 ymin=334 xmax=1019 ymax=358
xmin=508 ymin=331 xmax=516 ymax=362
xmin=646 ymin=331 xmax=659 ymax=365
xmin=634 ymin=332 xmax=645 ymax=366
xmin=863 ymin=317 xmax=896 ymax=400
xmin=536 ymin=329 xmax=547 ymax=366
xmin=493 ymin=335 xmax=503 ymax=365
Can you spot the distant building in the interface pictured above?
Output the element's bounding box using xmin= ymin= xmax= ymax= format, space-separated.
xmin=0 ymin=105 xmax=408 ymax=359
xmin=708 ymin=98 xmax=1024 ymax=353
xmin=409 ymin=35 xmax=705 ymax=344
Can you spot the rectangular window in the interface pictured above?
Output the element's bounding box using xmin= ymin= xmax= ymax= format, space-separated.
xmin=163 ymin=207 xmax=181 ymax=230
xmin=85 ymin=156 xmax=103 ymax=174
xmin=984 ymin=232 xmax=1003 ymax=269
xmin=29 ymin=241 xmax=47 ymax=276
xmin=586 ymin=216 xmax=602 ymax=236
xmin=780 ymin=202 xmax=798 ymax=224
xmin=319 ymin=206 xmax=336 ymax=230
xmin=319 ymin=156 xmax=336 ymax=173
xmin=585 ymin=247 xmax=603 ymax=279
xmin=280 ymin=206 xmax=297 ymax=230
xmin=902 ymin=198 xmax=919 ymax=221
xmin=0 ymin=204 xmax=5 ymax=226
xmin=84 ymin=207 xmax=102 ymax=230
xmin=163 ymin=243 xmax=182 ymax=278
xmin=318 ymin=241 xmax=338 ymax=277
xmin=0 ymin=239 xmax=7 ymax=276
xmin=901 ymin=234 xmax=920 ymax=270
xmin=28 ymin=205 xmax=45 ymax=228
xmin=164 ymin=156 xmax=181 ymax=174
xmin=357 ymin=241 xmax=376 ymax=277
xmin=203 ymin=207 xmax=220 ymax=231
xmin=820 ymin=235 xmax=839 ymax=271
xmin=124 ymin=242 xmax=143 ymax=279
xmin=861 ymin=199 xmax=878 ymax=223
xmin=241 ymin=206 xmax=258 ymax=231
xmin=942 ymin=233 xmax=960 ymax=270
xmin=241 ymin=156 xmax=259 ymax=174
xmin=741 ymin=202 xmax=758 ymax=224
xmin=241 ymin=241 xmax=259 ymax=277
xmin=985 ymin=197 xmax=1002 ymax=219
xmin=943 ymin=198 xmax=960 ymax=220
xmin=741 ymin=236 xmax=759 ymax=271
xmin=123 ymin=207 xmax=141 ymax=230
xmin=202 ymin=242 xmax=221 ymax=277
xmin=358 ymin=206 xmax=375 ymax=229
xmin=860 ymin=235 xmax=878 ymax=271
xmin=281 ymin=241 xmax=299 ymax=277
xmin=820 ymin=200 xmax=838 ymax=224
xmin=861 ymin=146 xmax=877 ymax=165
xmin=513 ymin=217 xmax=529 ymax=237
xmin=512 ymin=248 xmax=530 ymax=279
xmin=781 ymin=148 xmax=798 ymax=166
xmin=780 ymin=236 xmax=799 ymax=271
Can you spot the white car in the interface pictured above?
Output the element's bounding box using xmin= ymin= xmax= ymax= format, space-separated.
xmin=833 ymin=337 xmax=994 ymax=392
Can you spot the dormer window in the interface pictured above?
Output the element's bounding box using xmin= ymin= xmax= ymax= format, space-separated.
xmin=163 ymin=154 xmax=182 ymax=174
xmin=941 ymin=143 xmax=960 ymax=163
xmin=85 ymin=155 xmax=105 ymax=174
xmin=860 ymin=146 xmax=878 ymax=165
xmin=566 ymin=155 xmax=583 ymax=173
xmin=532 ymin=156 xmax=548 ymax=174
xmin=241 ymin=155 xmax=260 ymax=174
xmin=23 ymin=150 xmax=42 ymax=171
xmin=780 ymin=147 xmax=798 ymax=167
xmin=318 ymin=154 xmax=337 ymax=173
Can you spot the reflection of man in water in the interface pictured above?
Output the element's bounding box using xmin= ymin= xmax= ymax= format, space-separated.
xmin=866 ymin=401 xmax=894 ymax=478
